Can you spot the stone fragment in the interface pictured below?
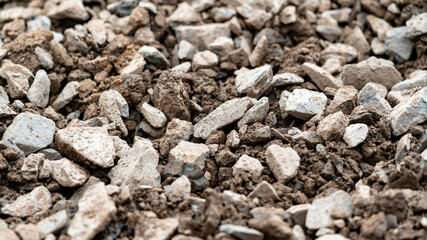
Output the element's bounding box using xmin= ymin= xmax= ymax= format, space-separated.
xmin=138 ymin=46 xmax=169 ymax=69
xmin=352 ymin=185 xmax=373 ymax=208
xmin=51 ymin=81 xmax=79 ymax=110
xmin=286 ymin=204 xmax=311 ymax=226
xmin=366 ymin=14 xmax=392 ymax=41
xmin=391 ymin=70 xmax=427 ymax=92
xmin=406 ymin=12 xmax=427 ymax=37
xmin=322 ymin=58 xmax=342 ymax=74
xmin=248 ymin=181 xmax=279 ymax=201
xmin=138 ymin=1 xmax=157 ymax=14
xmin=166 ymin=2 xmax=201 ymax=27
xmin=371 ymin=37 xmax=386 ymax=55
xmin=280 ymin=5 xmax=297 ymax=24
xmin=87 ymin=19 xmax=107 ymax=46
xmin=37 ymin=210 xmax=68 ymax=238
xmin=47 ymin=0 xmax=89 ymax=21
xmin=208 ymin=37 xmax=234 ymax=58
xmin=317 ymin=111 xmax=349 ymax=141
xmin=249 ymin=35 xmax=268 ymax=67
xmin=171 ymin=62 xmax=192 ymax=75
xmin=0 ymin=86 xmax=9 ymax=104
xmin=109 ymin=138 xmax=161 ymax=191
xmin=0 ymin=219 xmax=19 ymax=240
xmin=21 ymin=153 xmax=44 ymax=180
xmin=357 ymin=82 xmax=392 ymax=116
xmin=27 ymin=15 xmax=51 ymax=31
xmin=305 ymin=190 xmax=352 ymax=229
xmin=120 ymin=54 xmax=146 ymax=75
xmin=343 ymin=123 xmax=369 ymax=147
xmin=385 ymin=27 xmax=414 ymax=63
xmin=50 ymin=40 xmax=73 ymax=67
xmin=317 ymin=234 xmax=349 ymax=240
xmin=238 ymin=97 xmax=269 ymax=128
xmin=389 ymin=87 xmax=427 ymax=136
xmin=15 ymin=224 xmax=39 ymax=240
xmin=35 ymin=47 xmax=54 ymax=69
xmin=192 ymin=50 xmax=218 ymax=71
xmin=178 ymin=40 xmax=197 ymax=61
xmin=343 ymin=26 xmax=370 ymax=57
xmin=134 ymin=215 xmax=179 ymax=240
xmin=235 ymin=65 xmax=273 ymax=98
xmin=139 ymin=102 xmax=167 ymax=128
xmin=2 ymin=113 xmax=55 ymax=155
xmin=327 ymin=86 xmax=358 ymax=114
xmin=342 ymin=56 xmax=402 ymax=90
xmin=0 ymin=103 xmax=16 ymax=117
xmin=1 ymin=186 xmax=51 ymax=217
xmin=316 ymin=15 xmax=342 ymax=42
xmin=67 ymin=183 xmax=117 ymax=240
xmin=272 ymin=73 xmax=304 ymax=87
xmin=266 ymin=144 xmax=300 ymax=183
xmin=0 ymin=63 xmax=33 ymax=99
xmin=27 ymin=70 xmax=50 ymax=107
xmin=320 ymin=43 xmax=357 ymax=64
xmin=232 ymin=154 xmax=263 ymax=178
xmin=303 ymin=62 xmax=342 ymax=91
xmin=194 ymin=97 xmax=253 ymax=139
xmin=55 ymin=127 xmax=115 ymax=168
xmin=245 ymin=9 xmax=272 ymax=30
xmin=360 ymin=212 xmax=387 ymax=239
xmin=99 ymin=90 xmax=129 ymax=136
xmin=49 ymin=158 xmax=89 ymax=187
xmin=226 ymin=130 xmax=240 ymax=148
xmin=165 ymin=175 xmax=191 ymax=202
xmin=285 ymin=89 xmax=327 ymax=120
xmin=212 ymin=7 xmax=236 ymax=22
xmin=176 ymin=24 xmax=230 ymax=50
xmin=219 ymin=224 xmax=264 ymax=240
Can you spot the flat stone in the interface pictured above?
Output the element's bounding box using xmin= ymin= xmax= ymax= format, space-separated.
xmin=139 ymin=102 xmax=167 ymax=128
xmin=21 ymin=153 xmax=44 ymax=180
xmin=47 ymin=0 xmax=89 ymax=21
xmin=285 ymin=89 xmax=328 ymax=120
xmin=0 ymin=62 xmax=33 ymax=99
xmin=67 ymin=182 xmax=117 ymax=240
xmin=235 ymin=65 xmax=273 ymax=98
xmin=0 ymin=86 xmax=9 ymax=104
xmin=385 ymin=27 xmax=414 ymax=63
xmin=343 ymin=26 xmax=370 ymax=57
xmin=192 ymin=50 xmax=218 ymax=71
xmin=51 ymin=81 xmax=79 ymax=110
xmin=176 ymin=23 xmax=230 ymax=50
xmin=109 ymin=138 xmax=161 ymax=192
xmin=2 ymin=113 xmax=55 ymax=155
xmin=219 ymin=224 xmax=264 ymax=240
xmin=37 ymin=210 xmax=68 ymax=238
xmin=27 ymin=70 xmax=50 ymax=107
xmin=391 ymin=70 xmax=427 ymax=92
xmin=171 ymin=62 xmax=192 ymax=75
xmin=35 ymin=47 xmax=54 ymax=69
xmin=352 ymin=185 xmax=373 ymax=208
xmin=343 ymin=123 xmax=369 ymax=147
xmin=233 ymin=154 xmax=263 ymax=178
xmin=15 ymin=224 xmax=39 ymax=240
xmin=406 ymin=12 xmax=427 ymax=37
xmin=320 ymin=43 xmax=357 ymax=64
xmin=305 ymin=190 xmax=352 ymax=230
xmin=327 ymin=86 xmax=358 ymax=115
xmin=120 ymin=54 xmax=146 ymax=75
xmin=317 ymin=111 xmax=349 ymax=141
xmin=248 ymin=181 xmax=280 ymax=201
xmin=138 ymin=46 xmax=169 ymax=69
xmin=1 ymin=186 xmax=51 ymax=217
xmin=303 ymin=62 xmax=343 ymax=91
xmin=178 ymin=40 xmax=197 ymax=61
xmin=366 ymin=14 xmax=392 ymax=41
xmin=55 ymin=127 xmax=115 ymax=168
xmin=165 ymin=175 xmax=191 ymax=202
xmin=134 ymin=215 xmax=179 ymax=240
xmin=272 ymin=72 xmax=304 ymax=87
xmin=266 ymin=144 xmax=300 ymax=183
xmin=389 ymin=87 xmax=427 ymax=136
xmin=316 ymin=15 xmax=342 ymax=42
xmin=194 ymin=97 xmax=253 ymax=139
xmin=238 ymin=97 xmax=269 ymax=128
xmin=342 ymin=56 xmax=402 ymax=90
xmin=49 ymin=158 xmax=89 ymax=187
xmin=357 ymin=82 xmax=392 ymax=116
xmin=249 ymin=35 xmax=268 ymax=67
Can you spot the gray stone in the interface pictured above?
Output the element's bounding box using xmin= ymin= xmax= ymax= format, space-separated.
xmin=391 ymin=70 xmax=427 ymax=92
xmin=164 ymin=175 xmax=191 ymax=202
xmin=47 ymin=0 xmax=89 ymax=21
xmin=1 ymin=186 xmax=51 ymax=217
xmin=303 ymin=62 xmax=343 ymax=91
xmin=35 ymin=47 xmax=54 ymax=69
xmin=192 ymin=50 xmax=218 ymax=71
xmin=50 ymin=158 xmax=89 ymax=187
xmin=219 ymin=224 xmax=264 ymax=240
xmin=51 ymin=81 xmax=79 ymax=110
xmin=176 ymin=23 xmax=230 ymax=50
xmin=166 ymin=2 xmax=201 ymax=28
xmin=285 ymin=89 xmax=328 ymax=120
xmin=87 ymin=19 xmax=107 ymax=46
xmin=366 ymin=14 xmax=392 ymax=41
xmin=37 ymin=210 xmax=68 ymax=238
xmin=322 ymin=58 xmax=342 ymax=74
xmin=317 ymin=111 xmax=349 ymax=141
xmin=320 ymin=43 xmax=357 ymax=64
xmin=178 ymin=40 xmax=197 ymax=61
xmin=0 ymin=86 xmax=9 ymax=104
xmin=27 ymin=70 xmax=50 ymax=107
xmin=171 ymin=62 xmax=192 ymax=75
xmin=272 ymin=73 xmax=304 ymax=87
xmin=343 ymin=26 xmax=370 ymax=57
xmin=99 ymin=90 xmax=129 ymax=136
xmin=194 ymin=97 xmax=253 ymax=139
xmin=0 ymin=103 xmax=16 ymax=117
xmin=286 ymin=204 xmax=311 ymax=226
xmin=245 ymin=9 xmax=272 ymax=30
xmin=139 ymin=102 xmax=167 ymax=128
xmin=138 ymin=1 xmax=157 ymax=14
xmin=138 ymin=46 xmax=169 ymax=69
xmin=327 ymin=86 xmax=358 ymax=115
xmin=280 ymin=5 xmax=297 ymax=24
xmin=233 ymin=154 xmax=263 ymax=178
xmin=395 ymin=133 xmax=411 ymax=162
xmin=226 ymin=130 xmax=240 ymax=148
xmin=64 ymin=28 xmax=89 ymax=53
xmin=27 ymin=15 xmax=51 ymax=31
xmin=248 ymin=181 xmax=280 ymax=201
xmin=406 ymin=12 xmax=427 ymax=37
xmin=249 ymin=35 xmax=268 ymax=67
xmin=235 ymin=65 xmax=273 ymax=98
xmin=0 ymin=62 xmax=33 ymax=99
xmin=266 ymin=144 xmax=300 ymax=183
xmin=238 ymin=97 xmax=269 ymax=128
xmin=316 ymin=15 xmax=342 ymax=42
xmin=357 ymin=82 xmax=392 ymax=116
xmin=21 ymin=153 xmax=44 ymax=181
xmin=385 ymin=27 xmax=414 ymax=63
xmin=120 ymin=54 xmax=146 ymax=75
xmin=371 ymin=37 xmax=386 ymax=55
xmin=212 ymin=7 xmax=236 ymax=22
xmin=317 ymin=234 xmax=349 ymax=240
xmin=2 ymin=113 xmax=55 ymax=155
xmin=0 ymin=220 xmax=19 ymax=240
xmin=208 ymin=37 xmax=234 ymax=58
xmin=343 ymin=123 xmax=369 ymax=147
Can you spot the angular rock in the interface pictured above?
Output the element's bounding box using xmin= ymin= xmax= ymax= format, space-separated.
xmin=51 ymin=81 xmax=79 ymax=110
xmin=285 ymin=89 xmax=328 ymax=121
xmin=208 ymin=37 xmax=234 ymax=58
xmin=166 ymin=2 xmax=201 ymax=28
xmin=366 ymin=14 xmax=392 ymax=41
xmin=317 ymin=111 xmax=349 ymax=141
xmin=316 ymin=15 xmax=342 ymax=42
xmin=391 ymin=70 xmax=427 ymax=92
xmin=47 ymin=0 xmax=89 ymax=21
xmin=286 ymin=204 xmax=311 ymax=226
xmin=134 ymin=215 xmax=179 ymax=240
xmin=37 ymin=210 xmax=68 ymax=238
xmin=176 ymin=23 xmax=230 ymax=50
xmin=0 ymin=86 xmax=9 ymax=104
xmin=21 ymin=153 xmax=44 ymax=181
xmin=0 ymin=103 xmax=16 ymax=117
xmin=343 ymin=123 xmax=369 ymax=147
xmin=87 ymin=19 xmax=107 ymax=46
xmin=360 ymin=212 xmax=387 ymax=239
xmin=272 ymin=72 xmax=304 ymax=87
xmin=178 ymin=40 xmax=197 ymax=61
xmin=317 ymin=234 xmax=349 ymax=240
xmin=248 ymin=181 xmax=279 ymax=201
xmin=50 ymin=158 xmax=89 ymax=187
xmin=219 ymin=224 xmax=264 ymax=240
xmin=1 ymin=186 xmax=51 ymax=217
xmin=139 ymin=102 xmax=167 ymax=128
xmin=238 ymin=97 xmax=269 ymax=128
xmin=212 ymin=7 xmax=236 ymax=22
xmin=165 ymin=175 xmax=191 ymax=202
xmin=55 ymin=127 xmax=115 ymax=168
xmin=327 ymin=86 xmax=358 ymax=115
xmin=27 ymin=69 xmax=50 ymax=107
xmin=280 ymin=5 xmax=297 ymax=24
xmin=343 ymin=26 xmax=370 ymax=57
xmin=171 ymin=62 xmax=192 ymax=75
xmin=320 ymin=43 xmax=357 ymax=64
xmin=233 ymin=154 xmax=263 ymax=178
xmin=192 ymin=50 xmax=218 ymax=71
xmin=385 ymin=27 xmax=414 ymax=63
xmin=99 ymin=90 xmax=129 ymax=136
xmin=303 ymin=62 xmax=342 ymax=91
xmin=235 ymin=65 xmax=273 ymax=98
xmin=120 ymin=54 xmax=146 ymax=75
xmin=35 ymin=47 xmax=54 ymax=69
xmin=357 ymin=82 xmax=392 ymax=116
xmin=352 ymin=185 xmax=373 ymax=208
xmin=266 ymin=144 xmax=300 ymax=183
xmin=371 ymin=37 xmax=386 ymax=55
xmin=249 ymin=35 xmax=268 ymax=67
xmin=67 ymin=182 xmax=117 ymax=240
xmin=0 ymin=62 xmax=33 ymax=99
xmin=15 ymin=224 xmax=39 ymax=240
xmin=2 ymin=113 xmax=55 ymax=155
xmin=138 ymin=46 xmax=169 ymax=69
xmin=406 ymin=12 xmax=427 ymax=37
xmin=0 ymin=220 xmax=19 ymax=240
xmin=194 ymin=97 xmax=253 ymax=139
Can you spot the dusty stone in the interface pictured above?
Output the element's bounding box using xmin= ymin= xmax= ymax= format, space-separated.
xmin=165 ymin=175 xmax=191 ymax=202
xmin=166 ymin=2 xmax=201 ymax=27
xmin=21 ymin=153 xmax=44 ymax=181
xmin=194 ymin=97 xmax=253 ymax=139
xmin=247 ymin=125 xmax=271 ymax=143
xmin=51 ymin=81 xmax=79 ymax=110
xmin=406 ymin=12 xmax=427 ymax=37
xmin=27 ymin=70 xmax=50 ymax=107
xmin=288 ymin=128 xmax=324 ymax=145
xmin=343 ymin=123 xmax=369 ymax=147
xmin=285 ymin=89 xmax=327 ymax=121
xmin=0 ymin=63 xmax=33 ymax=99
xmin=286 ymin=204 xmax=311 ymax=226
xmin=219 ymin=224 xmax=264 ymax=240
xmin=192 ymin=50 xmax=218 ymax=71
xmin=48 ymin=0 xmax=89 ymax=21
xmin=15 ymin=224 xmax=39 ymax=240
xmin=0 ymin=219 xmax=19 ymax=240
xmin=343 ymin=26 xmax=370 ymax=57
xmin=67 ymin=182 xmax=117 ymax=240
xmin=248 ymin=181 xmax=280 ymax=201
xmin=136 ymin=120 xmax=165 ymax=138
xmin=37 ymin=210 xmax=68 ymax=238
xmin=235 ymin=65 xmax=273 ymax=98
xmin=320 ymin=43 xmax=357 ymax=64
xmin=357 ymin=82 xmax=392 ymax=116
xmin=395 ymin=133 xmax=411 ymax=162
xmin=0 ymin=103 xmax=16 ymax=117
xmin=266 ymin=144 xmax=300 ymax=183
xmin=245 ymin=9 xmax=272 ymax=30
xmin=303 ymin=62 xmax=342 ymax=91
xmin=385 ymin=27 xmax=414 ymax=63
xmin=249 ymin=35 xmax=268 ymax=67
xmin=55 ymin=127 xmax=115 ymax=168
xmin=1 ymin=186 xmax=51 ymax=217
xmin=316 ymin=15 xmax=342 ymax=42
xmin=305 ymin=190 xmax=352 ymax=229
xmin=226 ymin=130 xmax=240 ymax=148
xmin=317 ymin=234 xmax=349 ymax=240
xmin=317 ymin=111 xmax=349 ymax=141
xmin=178 ymin=40 xmax=197 ymax=61
xmin=162 ymin=118 xmax=193 ymax=152
xmin=171 ymin=62 xmax=192 ymax=75
xmin=176 ymin=23 xmax=230 ymax=50
xmin=272 ymin=72 xmax=304 ymax=87
xmin=139 ymin=102 xmax=167 ymax=128
xmin=120 ymin=54 xmax=146 ymax=75
xmin=49 ymin=158 xmax=89 ymax=187
xmin=322 ymin=58 xmax=342 ymax=74
xmin=342 ymin=56 xmax=402 ymax=90
xmin=87 ymin=19 xmax=107 ymax=46
xmin=212 ymin=7 xmax=236 ymax=22
xmin=2 ymin=113 xmax=55 ymax=155
xmin=391 ymin=70 xmax=427 ymax=92
xmin=360 ymin=212 xmax=387 ymax=239
xmin=280 ymin=5 xmax=297 ymax=24
xmin=371 ymin=37 xmax=386 ymax=55
xmin=0 ymin=86 xmax=9 ymax=104
xmin=50 ymin=40 xmax=73 ymax=67
xmin=109 ymin=138 xmax=161 ymax=191
xmin=233 ymin=154 xmax=263 ymax=178
xmin=135 ymin=215 xmax=179 ymax=240
xmin=366 ymin=14 xmax=392 ymax=41
xmin=327 ymin=86 xmax=358 ymax=115
xmin=238 ymin=97 xmax=269 ymax=128
xmin=208 ymin=37 xmax=234 ymax=58
xmin=138 ymin=46 xmax=169 ymax=69
xmin=35 ymin=47 xmax=54 ymax=69
xmin=99 ymin=90 xmax=129 ymax=136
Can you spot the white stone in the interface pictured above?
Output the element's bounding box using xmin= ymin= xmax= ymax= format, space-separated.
xmin=35 ymin=47 xmax=54 ymax=69
xmin=138 ymin=46 xmax=169 ymax=69
xmin=55 ymin=127 xmax=115 ymax=168
xmin=139 ymin=102 xmax=167 ymax=128
xmin=27 ymin=70 xmax=50 ymax=107
xmin=233 ymin=154 xmax=263 ymax=178
xmin=120 ymin=54 xmax=146 ymax=75
xmin=27 ymin=15 xmax=51 ymax=31
xmin=219 ymin=224 xmax=264 ymax=240
xmin=21 ymin=153 xmax=44 ymax=180
xmin=51 ymin=81 xmax=79 ymax=110
xmin=135 ymin=216 xmax=179 ymax=240
xmin=0 ymin=220 xmax=19 ymax=240
xmin=272 ymin=72 xmax=304 ymax=87
xmin=316 ymin=234 xmax=349 ymax=240
xmin=99 ymin=90 xmax=129 ymax=136
xmin=67 ymin=182 xmax=117 ymax=240
xmin=178 ymin=40 xmax=197 ymax=61
xmin=37 ymin=210 xmax=68 ymax=238
xmin=280 ymin=5 xmax=297 ymax=24
xmin=0 ymin=63 xmax=33 ymax=99
xmin=14 ymin=224 xmax=40 ymax=240
xmin=352 ymin=185 xmax=373 ymax=208
xmin=47 ymin=0 xmax=89 ymax=21
xmin=1 ymin=186 xmax=51 ymax=217
xmin=87 ymin=19 xmax=107 ymax=46
xmin=366 ymin=14 xmax=392 ymax=41
xmin=171 ymin=62 xmax=192 ymax=75
xmin=50 ymin=158 xmax=89 ymax=187
xmin=238 ymin=97 xmax=269 ymax=128
xmin=391 ymin=70 xmax=427 ymax=92
xmin=192 ymin=50 xmax=218 ymax=71
xmin=176 ymin=23 xmax=230 ymax=50
xmin=208 ymin=36 xmax=234 ymax=58
xmin=0 ymin=103 xmax=16 ymax=117
xmin=266 ymin=144 xmax=300 ymax=183
xmin=164 ymin=141 xmax=210 ymax=177
xmin=285 ymin=89 xmax=328 ymax=120
xmin=165 ymin=175 xmax=191 ymax=202
xmin=235 ymin=65 xmax=273 ymax=98
xmin=303 ymin=62 xmax=343 ymax=91
xmin=406 ymin=12 xmax=427 ymax=37
xmin=343 ymin=124 xmax=369 ymax=147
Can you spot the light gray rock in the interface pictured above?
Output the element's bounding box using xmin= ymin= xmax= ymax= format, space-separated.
xmin=391 ymin=70 xmax=427 ymax=92
xmin=316 ymin=234 xmax=349 ymax=240
xmin=385 ymin=27 xmax=414 ymax=63
xmin=166 ymin=2 xmax=201 ymax=27
xmin=343 ymin=123 xmax=369 ymax=147
xmin=138 ymin=1 xmax=157 ymax=14
xmin=0 ymin=86 xmax=9 ymax=104
xmin=0 ymin=63 xmax=33 ymax=99
xmin=47 ymin=0 xmax=89 ymax=21
xmin=272 ymin=73 xmax=304 ymax=87
xmin=14 ymin=223 xmax=40 ymax=240
xmin=171 ymin=62 xmax=192 ymax=75
xmin=327 ymin=86 xmax=358 ymax=115
xmin=176 ymin=23 xmax=230 ymax=50
xmin=357 ymin=82 xmax=392 ymax=116
xmin=50 ymin=158 xmax=89 ymax=187
xmin=322 ymin=58 xmax=342 ymax=74
xmin=238 ymin=97 xmax=269 ymax=128
xmin=27 ymin=15 xmax=51 ymax=31
xmin=317 ymin=111 xmax=349 ymax=141
xmin=164 ymin=175 xmax=191 ymax=202
xmin=99 ymin=90 xmax=129 ymax=136
xmin=208 ymin=36 xmax=234 ymax=58
xmin=389 ymin=87 xmax=427 ymax=136
xmin=285 ymin=89 xmax=328 ymax=120
xmin=67 ymin=182 xmax=117 ymax=240
xmin=194 ymin=97 xmax=253 ymax=139
xmin=21 ymin=153 xmax=45 ymax=181
xmin=303 ymin=62 xmax=343 ymax=91
xmin=135 ymin=216 xmax=179 ymax=240
xmin=27 ymin=70 xmax=50 ymax=107
xmin=266 ymin=144 xmax=300 ymax=183
xmin=139 ymin=102 xmax=167 ymax=128
xmin=138 ymin=46 xmax=169 ymax=69
xmin=0 ymin=103 xmax=16 ymax=117
xmin=279 ymin=90 xmax=291 ymax=118
xmin=248 ymin=180 xmax=279 ymax=201
xmin=366 ymin=14 xmax=392 ymax=41
xmin=320 ymin=43 xmax=357 ymax=64
xmin=51 ymin=81 xmax=79 ymax=110
xmin=55 ymin=127 xmax=115 ymax=168
xmin=352 ymin=185 xmax=373 ymax=208
xmin=233 ymin=154 xmax=263 ymax=178
xmin=2 ymin=113 xmax=55 ymax=155
xmin=35 ymin=47 xmax=54 ymax=69
xmin=305 ymin=190 xmax=352 ymax=230
xmin=286 ymin=204 xmax=311 ymax=226
xmin=235 ymin=65 xmax=273 ymax=98
xmin=120 ymin=54 xmax=146 ymax=75
xmin=178 ymin=40 xmax=197 ymax=61
xmin=192 ymin=50 xmax=218 ymax=71
xmin=219 ymin=224 xmax=264 ymax=240
xmin=343 ymin=26 xmax=370 ymax=57
xmin=109 ymin=138 xmax=161 ymax=192
xmin=37 ymin=210 xmax=68 ymax=239
xmin=249 ymin=35 xmax=268 ymax=67
xmin=316 ymin=15 xmax=342 ymax=42
xmin=1 ymin=186 xmax=51 ymax=217
xmin=406 ymin=12 xmax=427 ymax=37
xmin=212 ymin=7 xmax=236 ymax=22
xmin=226 ymin=130 xmax=240 ymax=148
xmin=280 ymin=5 xmax=297 ymax=24
xmin=395 ymin=133 xmax=411 ymax=162
xmin=371 ymin=37 xmax=386 ymax=55
xmin=87 ymin=19 xmax=107 ymax=46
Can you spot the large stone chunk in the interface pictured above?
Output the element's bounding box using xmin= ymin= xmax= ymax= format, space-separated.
xmin=343 ymin=123 xmax=369 ymax=147
xmin=342 ymin=57 xmax=402 ymax=90
xmin=233 ymin=154 xmax=263 ymax=178
xmin=406 ymin=13 xmax=427 ymax=37
xmin=317 ymin=111 xmax=349 ymax=141
xmin=285 ymin=89 xmax=328 ymax=120
xmin=389 ymin=87 xmax=427 ymax=136
xmin=109 ymin=138 xmax=161 ymax=192
xmin=55 ymin=127 xmax=115 ymax=168
xmin=2 ymin=113 xmax=55 ymax=155
xmin=194 ymin=97 xmax=253 ymax=139
xmin=67 ymin=182 xmax=117 ymax=240
xmin=357 ymin=83 xmax=392 ymax=116
xmin=385 ymin=27 xmax=414 ymax=63
xmin=302 ymin=62 xmax=342 ymax=91
xmin=305 ymin=190 xmax=352 ymax=229
xmin=27 ymin=69 xmax=50 ymax=107
xmin=47 ymin=0 xmax=89 ymax=21
xmin=235 ymin=65 xmax=273 ymax=98
xmin=165 ymin=175 xmax=191 ymax=202
xmin=176 ymin=23 xmax=231 ymax=50
xmin=1 ymin=186 xmax=51 ymax=217
xmin=0 ymin=62 xmax=33 ymax=99
xmin=266 ymin=144 xmax=300 ymax=183
xmin=50 ymin=158 xmax=89 ymax=187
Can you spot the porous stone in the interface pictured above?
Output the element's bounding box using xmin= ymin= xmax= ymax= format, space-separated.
xmin=138 ymin=46 xmax=169 ymax=69
xmin=233 ymin=154 xmax=263 ymax=178
xmin=192 ymin=50 xmax=218 ymax=71
xmin=139 ymin=102 xmax=167 ymax=128
xmin=27 ymin=69 xmax=50 ymax=107
xmin=50 ymin=158 xmax=89 ymax=187
xmin=164 ymin=175 xmax=191 ymax=202
xmin=37 ymin=210 xmax=68 ymax=238
xmin=343 ymin=123 xmax=369 ymax=147
xmin=219 ymin=224 xmax=264 ymax=240
xmin=1 ymin=186 xmax=51 ymax=217
xmin=238 ymin=97 xmax=269 ymax=128
xmin=317 ymin=111 xmax=349 ymax=141
xmin=266 ymin=144 xmax=300 ymax=183
xmin=285 ymin=89 xmax=328 ymax=120
xmin=51 ymin=81 xmax=79 ymax=110
xmin=303 ymin=62 xmax=343 ymax=91
xmin=235 ymin=65 xmax=273 ymax=98
xmin=176 ymin=23 xmax=231 ymax=50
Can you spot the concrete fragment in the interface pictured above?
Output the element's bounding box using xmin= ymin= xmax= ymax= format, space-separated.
xmin=37 ymin=210 xmax=68 ymax=238
xmin=327 ymin=86 xmax=358 ymax=114
xmin=303 ymin=62 xmax=343 ymax=91
xmin=139 ymin=102 xmax=167 ymax=128
xmin=235 ymin=65 xmax=273 ymax=98
xmin=272 ymin=72 xmax=304 ymax=87
xmin=357 ymin=82 xmax=392 ymax=116
xmin=50 ymin=158 xmax=89 ymax=187
xmin=406 ymin=12 xmax=427 ymax=37
xmin=51 ymin=81 xmax=79 ymax=110
xmin=343 ymin=123 xmax=369 ymax=147
xmin=138 ymin=46 xmax=169 ymax=69
xmin=27 ymin=70 xmax=50 ymax=107
xmin=178 ymin=40 xmax=197 ymax=61
xmin=165 ymin=175 xmax=191 ymax=202
xmin=285 ymin=89 xmax=328 ymax=120
xmin=192 ymin=50 xmax=218 ymax=71
xmin=219 ymin=224 xmax=264 ymax=240
xmin=35 ymin=47 xmax=54 ymax=69
xmin=1 ymin=186 xmax=51 ymax=217
xmin=317 ymin=111 xmax=349 ymax=141
xmin=266 ymin=144 xmax=300 ymax=183
xmin=0 ymin=63 xmax=33 ymax=99
xmin=238 ymin=97 xmax=269 ymax=128
xmin=233 ymin=154 xmax=263 ymax=178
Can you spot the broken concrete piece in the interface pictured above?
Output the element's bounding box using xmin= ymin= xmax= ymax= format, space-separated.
xmin=233 ymin=154 xmax=263 ymax=178
xmin=266 ymin=144 xmax=300 ymax=183
xmin=285 ymin=89 xmax=328 ymax=120
xmin=1 ymin=186 xmax=51 ymax=217
xmin=235 ymin=65 xmax=273 ymax=98
xmin=317 ymin=111 xmax=349 ymax=141
xmin=165 ymin=175 xmax=191 ymax=202
xmin=50 ymin=158 xmax=89 ymax=187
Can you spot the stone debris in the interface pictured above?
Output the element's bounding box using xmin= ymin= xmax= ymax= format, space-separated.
xmin=303 ymin=62 xmax=343 ymax=91
xmin=178 ymin=40 xmax=197 ymax=61
xmin=219 ymin=224 xmax=264 ymax=240
xmin=35 ymin=47 xmax=54 ymax=69
xmin=0 ymin=62 xmax=33 ymax=99
xmin=49 ymin=158 xmax=89 ymax=187
xmin=317 ymin=111 xmax=349 ymax=141
xmin=176 ymin=24 xmax=231 ymax=50
xmin=165 ymin=175 xmax=191 ymax=202
xmin=327 ymin=86 xmax=358 ymax=115
xmin=134 ymin=215 xmax=179 ymax=240
xmin=248 ymin=181 xmax=279 ymax=201
xmin=51 ymin=81 xmax=79 ymax=110
xmin=266 ymin=144 xmax=300 ymax=183
xmin=343 ymin=123 xmax=369 ymax=147
xmin=235 ymin=65 xmax=273 ymax=98
xmin=366 ymin=15 xmax=392 ymax=41
xmin=120 ymin=54 xmax=146 ymax=75
xmin=48 ymin=0 xmax=89 ymax=21
xmin=391 ymin=70 xmax=427 ymax=92
xmin=385 ymin=27 xmax=414 ymax=63
xmin=233 ymin=154 xmax=263 ymax=178
xmin=285 ymin=89 xmax=328 ymax=120
xmin=1 ymin=186 xmax=51 ymax=217
xmin=192 ymin=50 xmax=219 ymax=71
xmin=272 ymin=72 xmax=304 ymax=87
xmin=357 ymin=82 xmax=392 ymax=116
xmin=237 ymin=97 xmax=269 ymax=128
xmin=21 ymin=153 xmax=44 ymax=180
xmin=139 ymin=46 xmax=169 ymax=69
xmin=406 ymin=12 xmax=427 ymax=37
xmin=37 ymin=210 xmax=68 ymax=238
xmin=139 ymin=102 xmax=167 ymax=128
xmin=14 ymin=224 xmax=40 ymax=240
xmin=208 ymin=36 xmax=234 ymax=58
xmin=249 ymin=35 xmax=268 ymax=67
xmin=27 ymin=69 xmax=50 ymax=107
xmin=99 ymin=89 xmax=129 ymax=135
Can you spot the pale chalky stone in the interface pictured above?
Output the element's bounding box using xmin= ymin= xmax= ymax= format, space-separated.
xmin=266 ymin=144 xmax=300 ymax=183
xmin=343 ymin=124 xmax=369 ymax=147
xmin=1 ymin=186 xmax=51 ymax=217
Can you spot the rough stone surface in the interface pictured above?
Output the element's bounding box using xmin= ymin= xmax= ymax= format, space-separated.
xmin=0 ymin=63 xmax=33 ymax=99
xmin=249 ymin=35 xmax=268 ymax=67
xmin=178 ymin=40 xmax=197 ymax=60
xmin=235 ymin=65 xmax=273 ymax=98
xmin=238 ymin=97 xmax=269 ymax=128
xmin=266 ymin=144 xmax=300 ymax=183
xmin=317 ymin=111 xmax=349 ymax=141
xmin=385 ymin=27 xmax=414 ymax=63
xmin=50 ymin=158 xmax=89 ymax=187
xmin=285 ymin=89 xmax=328 ymax=120
xmin=21 ymin=153 xmax=44 ymax=180
xmin=139 ymin=46 xmax=169 ymax=69
xmin=135 ymin=216 xmax=179 ymax=240
xmin=35 ymin=47 xmax=54 ymax=69
xmin=343 ymin=123 xmax=369 ymax=147
xmin=37 ymin=210 xmax=68 ymax=238
xmin=327 ymin=86 xmax=358 ymax=115
xmin=248 ymin=181 xmax=280 ymax=201
xmin=51 ymin=81 xmax=79 ymax=110
xmin=176 ymin=24 xmax=231 ymax=50
xmin=165 ymin=175 xmax=191 ymax=202
xmin=27 ymin=69 xmax=50 ymax=107
xmin=0 ymin=220 xmax=19 ymax=240
xmin=99 ymin=89 xmax=129 ymax=136
xmin=192 ymin=50 xmax=218 ymax=71
xmin=303 ymin=62 xmax=342 ymax=91
xmin=357 ymin=82 xmax=392 ymax=116
xmin=219 ymin=224 xmax=264 ymax=240
xmin=406 ymin=12 xmax=427 ymax=37
xmin=391 ymin=70 xmax=427 ymax=92
xmin=233 ymin=154 xmax=263 ymax=178
xmin=272 ymin=72 xmax=304 ymax=87
xmin=366 ymin=14 xmax=392 ymax=41
xmin=15 ymin=224 xmax=40 ymax=240
xmin=47 ymin=0 xmax=89 ymax=21
xmin=1 ymin=186 xmax=51 ymax=217
xmin=120 ymin=54 xmax=146 ymax=75
xmin=139 ymin=102 xmax=167 ymax=128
